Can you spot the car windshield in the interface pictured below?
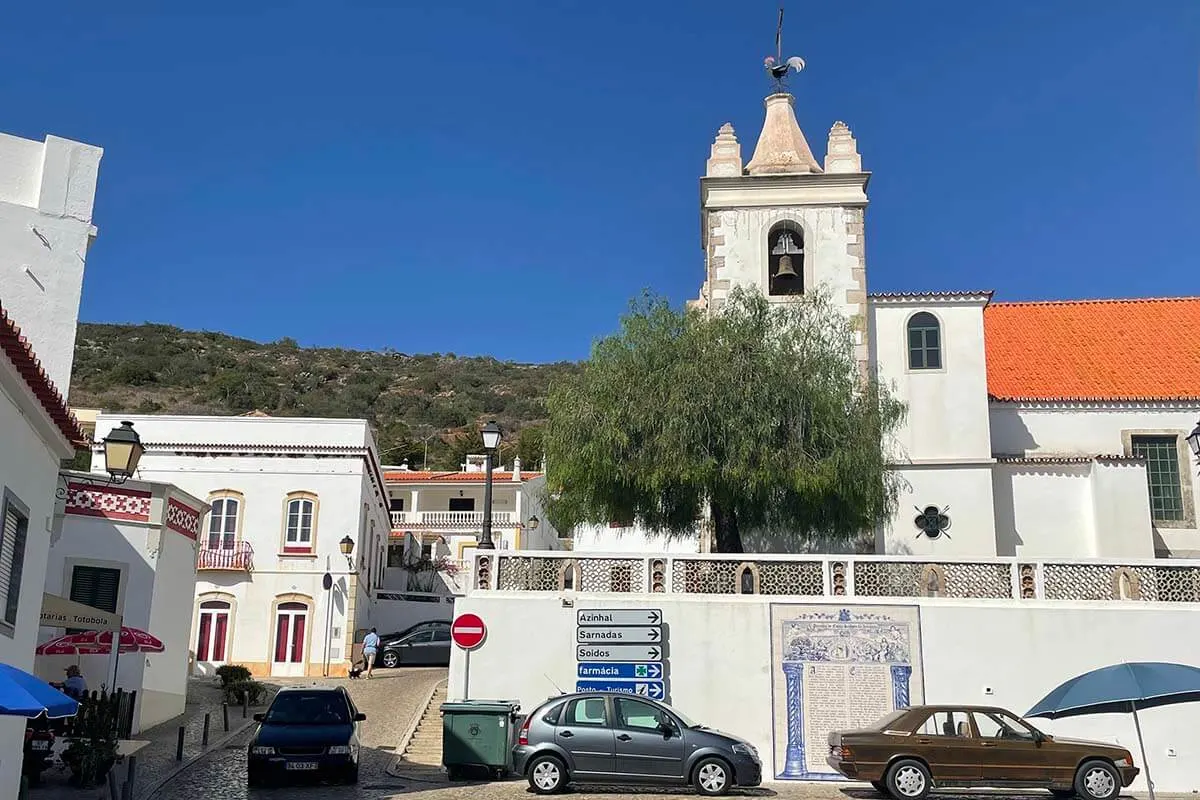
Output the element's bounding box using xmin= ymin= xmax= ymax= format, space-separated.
xmin=264 ymin=691 xmax=350 ymax=725
xmin=658 ymin=702 xmax=699 ymax=729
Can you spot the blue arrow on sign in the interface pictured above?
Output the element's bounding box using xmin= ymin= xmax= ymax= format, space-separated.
xmin=575 ymin=680 xmax=665 ymax=700
xmin=577 ymin=662 xmax=663 ymax=680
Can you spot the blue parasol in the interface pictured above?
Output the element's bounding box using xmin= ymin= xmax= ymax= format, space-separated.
xmin=1027 ymin=661 xmax=1200 ymax=800
xmin=0 ymin=662 xmax=79 ymax=718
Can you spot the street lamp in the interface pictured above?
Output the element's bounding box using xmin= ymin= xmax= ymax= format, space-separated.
xmin=1187 ymin=420 xmax=1200 ymax=467
xmin=527 ymin=515 xmax=540 ymax=530
xmin=339 ymin=535 xmax=355 ymax=569
xmin=478 ymin=421 xmax=502 ymax=550
xmin=102 ymin=421 xmax=144 ymax=484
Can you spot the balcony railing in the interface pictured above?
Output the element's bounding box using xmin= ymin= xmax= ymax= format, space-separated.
xmin=466 ymin=552 xmax=1200 ymax=603
xmin=197 ymin=541 xmax=254 ymax=572
xmin=390 ymin=510 xmax=516 ymax=529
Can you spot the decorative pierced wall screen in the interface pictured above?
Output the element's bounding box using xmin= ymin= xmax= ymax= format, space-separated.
xmin=1042 ymin=564 xmax=1200 ymax=602
xmin=670 ymin=559 xmax=823 ymax=595
xmin=495 ymin=556 xmax=646 ymax=592
xmin=853 ymin=561 xmax=1014 ymax=599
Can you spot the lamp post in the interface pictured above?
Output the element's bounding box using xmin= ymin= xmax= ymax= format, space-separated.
xmin=339 ymin=535 xmax=355 ymax=569
xmin=102 ymin=421 xmax=144 ymax=484
xmin=1187 ymin=420 xmax=1200 ymax=468
xmin=478 ymin=421 xmax=502 ymax=550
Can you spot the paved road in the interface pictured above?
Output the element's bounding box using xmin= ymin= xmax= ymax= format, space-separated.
xmin=147 ymin=669 xmax=1173 ymax=800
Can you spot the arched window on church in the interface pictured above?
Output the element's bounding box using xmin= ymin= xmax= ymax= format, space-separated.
xmin=907 ymin=312 xmax=942 ymax=370
xmin=767 ymin=223 xmax=804 ymax=296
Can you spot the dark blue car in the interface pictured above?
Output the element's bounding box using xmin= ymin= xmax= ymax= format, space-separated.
xmin=247 ymin=686 xmax=365 ymax=787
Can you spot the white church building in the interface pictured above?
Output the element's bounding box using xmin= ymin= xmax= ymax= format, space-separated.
xmin=579 ymin=86 xmax=1200 ymax=561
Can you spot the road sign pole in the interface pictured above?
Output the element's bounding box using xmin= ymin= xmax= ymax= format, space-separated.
xmin=463 ymin=648 xmax=471 ymax=701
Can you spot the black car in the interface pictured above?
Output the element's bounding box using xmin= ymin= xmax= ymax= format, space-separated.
xmin=247 ymin=686 xmax=365 ymax=787
xmin=378 ymin=619 xmax=448 ymax=646
xmin=378 ymin=621 xmax=451 ymax=668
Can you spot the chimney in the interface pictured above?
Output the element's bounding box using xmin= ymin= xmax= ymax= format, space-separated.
xmin=512 ymin=456 xmax=522 ymax=480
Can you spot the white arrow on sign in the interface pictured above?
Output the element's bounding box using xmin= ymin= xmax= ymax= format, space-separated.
xmin=576 ymin=644 xmax=663 ymax=662
xmin=576 ymin=609 xmax=662 ymax=627
xmin=576 ymin=626 xmax=661 ymax=644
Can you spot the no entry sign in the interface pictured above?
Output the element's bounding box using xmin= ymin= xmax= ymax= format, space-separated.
xmin=451 ymin=613 xmax=486 ymax=650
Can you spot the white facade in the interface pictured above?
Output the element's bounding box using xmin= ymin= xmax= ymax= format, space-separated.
xmin=89 ymin=413 xmax=391 ymax=679
xmin=0 ymin=132 xmax=103 ymax=396
xmin=39 ymin=473 xmax=207 ymax=732
xmin=383 ymin=457 xmax=563 ymax=592
xmin=0 ymin=314 xmax=81 ymax=795
xmin=590 ymin=79 xmax=1200 ymax=561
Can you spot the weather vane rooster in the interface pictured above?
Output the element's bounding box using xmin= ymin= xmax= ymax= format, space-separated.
xmin=763 ymin=6 xmax=805 ymax=92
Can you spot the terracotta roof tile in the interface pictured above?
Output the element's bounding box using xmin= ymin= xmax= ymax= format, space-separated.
xmin=984 ymin=297 xmax=1200 ymax=402
xmin=384 ymin=470 xmax=542 ymax=483
xmin=0 ymin=303 xmax=86 ymax=445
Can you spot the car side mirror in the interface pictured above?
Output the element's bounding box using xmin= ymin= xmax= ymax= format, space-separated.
xmin=355 ymin=712 xmax=367 ymax=721
xmin=658 ymin=721 xmax=674 ymax=737
xmin=253 ymin=713 xmax=265 ymax=722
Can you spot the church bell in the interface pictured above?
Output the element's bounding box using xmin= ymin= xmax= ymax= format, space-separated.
xmin=775 ymin=254 xmax=798 ymax=280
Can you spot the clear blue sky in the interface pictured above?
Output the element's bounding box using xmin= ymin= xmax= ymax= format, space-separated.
xmin=3 ymin=2 xmax=1197 ymax=363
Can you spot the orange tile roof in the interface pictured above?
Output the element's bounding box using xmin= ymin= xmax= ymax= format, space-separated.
xmin=384 ymin=470 xmax=543 ymax=483
xmin=984 ymin=297 xmax=1200 ymax=402
xmin=0 ymin=302 xmax=86 ymax=445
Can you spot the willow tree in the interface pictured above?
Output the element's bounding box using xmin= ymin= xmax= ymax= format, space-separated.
xmin=542 ymin=286 xmax=905 ymax=553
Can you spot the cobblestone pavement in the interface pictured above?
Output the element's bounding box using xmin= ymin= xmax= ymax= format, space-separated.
xmin=31 ymin=677 xmax=269 ymax=800
xmin=146 ymin=668 xmax=447 ymax=800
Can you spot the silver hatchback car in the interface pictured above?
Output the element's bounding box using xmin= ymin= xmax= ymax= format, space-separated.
xmin=512 ymin=692 xmax=762 ymax=796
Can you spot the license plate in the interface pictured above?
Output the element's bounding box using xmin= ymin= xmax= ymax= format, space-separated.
xmin=31 ymin=741 xmax=49 ymax=751
xmin=285 ymin=762 xmax=318 ymax=771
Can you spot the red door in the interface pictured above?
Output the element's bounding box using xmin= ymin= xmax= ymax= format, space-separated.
xmin=196 ymin=600 xmax=231 ymax=666
xmin=272 ymin=602 xmax=308 ymax=676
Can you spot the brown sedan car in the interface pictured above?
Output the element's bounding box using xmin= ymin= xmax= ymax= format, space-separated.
xmin=827 ymin=705 xmax=1138 ymax=800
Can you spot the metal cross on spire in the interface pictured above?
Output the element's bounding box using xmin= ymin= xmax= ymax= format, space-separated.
xmin=763 ymin=6 xmax=806 ymax=93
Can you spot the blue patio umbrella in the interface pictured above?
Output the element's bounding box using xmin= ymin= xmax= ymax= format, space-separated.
xmin=0 ymin=662 xmax=79 ymax=718
xmin=1027 ymin=662 xmax=1200 ymax=800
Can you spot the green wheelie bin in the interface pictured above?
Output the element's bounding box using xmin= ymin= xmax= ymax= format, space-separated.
xmin=440 ymin=699 xmax=522 ymax=780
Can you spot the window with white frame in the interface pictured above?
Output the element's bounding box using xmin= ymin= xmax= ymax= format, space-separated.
xmin=283 ymin=494 xmax=317 ymax=552
xmin=207 ymin=495 xmax=240 ymax=550
xmin=0 ymin=492 xmax=30 ymax=630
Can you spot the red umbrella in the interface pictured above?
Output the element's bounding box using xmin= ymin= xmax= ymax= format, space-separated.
xmin=37 ymin=627 xmax=165 ymax=656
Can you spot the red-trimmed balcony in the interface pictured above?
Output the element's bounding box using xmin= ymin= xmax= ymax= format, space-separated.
xmin=197 ymin=541 xmax=254 ymax=572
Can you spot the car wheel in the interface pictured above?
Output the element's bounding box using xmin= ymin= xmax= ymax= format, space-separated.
xmin=1075 ymin=760 xmax=1120 ymax=800
xmin=527 ymin=754 xmax=567 ymax=795
xmin=343 ymin=765 xmax=359 ymax=785
xmin=381 ymin=651 xmax=399 ymax=669
xmin=693 ymin=757 xmax=732 ymax=796
xmin=871 ymin=780 xmax=889 ymax=795
xmin=886 ymin=759 xmax=931 ymax=800
xmin=247 ymin=768 xmax=265 ymax=789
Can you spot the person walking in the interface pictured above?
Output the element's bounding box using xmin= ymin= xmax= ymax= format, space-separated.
xmin=362 ymin=628 xmax=380 ymax=678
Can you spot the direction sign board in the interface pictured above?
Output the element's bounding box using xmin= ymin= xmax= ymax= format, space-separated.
xmin=576 ymin=644 xmax=662 ymax=662
xmin=450 ymin=613 xmax=486 ymax=650
xmin=575 ymin=679 xmax=665 ymax=700
xmin=577 ymin=609 xmax=661 ymax=627
xmin=577 ymin=662 xmax=662 ymax=680
xmin=576 ymin=626 xmax=661 ymax=644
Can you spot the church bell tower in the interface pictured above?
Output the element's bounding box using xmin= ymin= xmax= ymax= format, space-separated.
xmin=691 ymin=44 xmax=870 ymax=372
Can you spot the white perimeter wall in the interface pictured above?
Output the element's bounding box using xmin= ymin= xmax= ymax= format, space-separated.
xmin=451 ymin=593 xmax=1200 ymax=792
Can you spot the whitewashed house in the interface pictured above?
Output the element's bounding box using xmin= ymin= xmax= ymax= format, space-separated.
xmin=87 ymin=413 xmax=391 ymax=679
xmin=384 ymin=456 xmax=563 ymax=583
xmin=39 ymin=472 xmax=207 ymax=732
xmin=0 ymin=306 xmax=86 ymax=794
xmin=0 ymin=129 xmax=101 ymax=798
xmin=577 ymin=74 xmax=1200 ymax=559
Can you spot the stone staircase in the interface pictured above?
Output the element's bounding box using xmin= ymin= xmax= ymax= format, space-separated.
xmin=402 ymin=684 xmax=447 ymax=766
